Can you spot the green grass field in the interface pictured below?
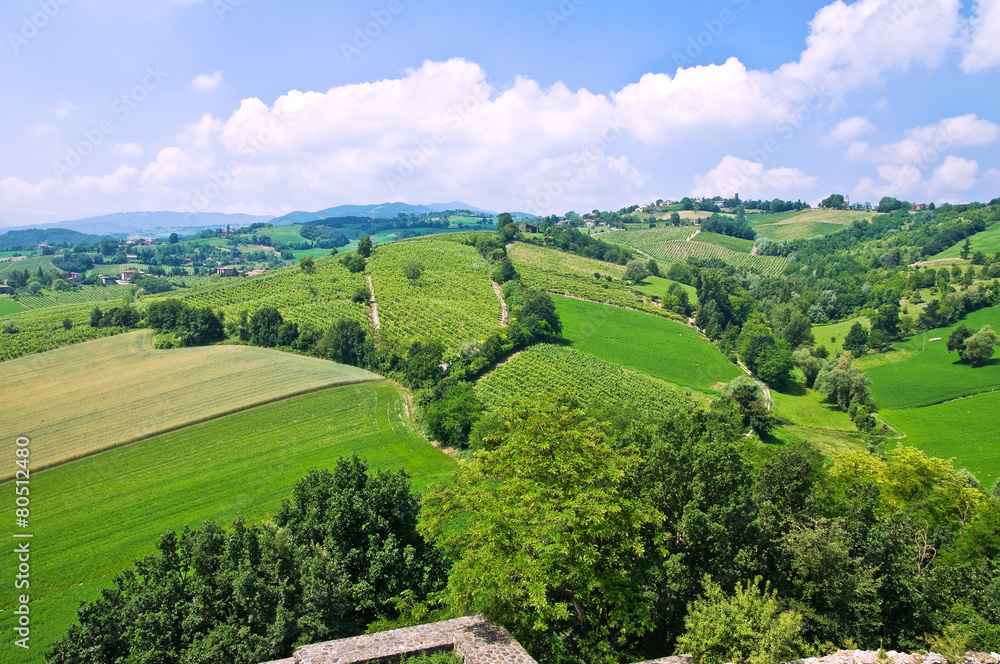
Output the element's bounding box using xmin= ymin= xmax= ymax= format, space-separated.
xmin=553 ymin=296 xmax=740 ymax=393
xmin=601 ymin=228 xmax=788 ymax=275
xmin=880 ymin=390 xmax=1000 ymax=487
xmin=1 ymin=331 xmax=380 ymax=475
xmin=0 ymin=297 xmax=27 ymax=316
xmin=0 ymin=382 xmax=456 ymax=663
xmin=508 ymin=242 xmax=667 ymax=317
xmin=866 ymin=306 xmax=1000 ymax=410
xmin=933 ymin=223 xmax=1000 ymax=259
xmin=771 ymin=382 xmax=856 ymax=431
xmin=635 ymin=275 xmax=699 ymax=306
xmin=812 ymin=316 xmax=871 ymax=354
xmin=476 ymin=343 xmax=699 ymax=416
xmin=750 ymin=209 xmax=878 ymax=241
xmin=367 ymin=237 xmax=500 ymax=353
xmin=697 ymin=232 xmax=755 ymax=253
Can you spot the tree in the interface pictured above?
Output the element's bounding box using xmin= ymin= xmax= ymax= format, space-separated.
xmin=420 ymin=398 xmax=662 ymax=663
xmin=404 ymin=261 xmax=424 ymax=283
xmin=62 ymin=317 xmax=73 ymax=330
xmin=357 ymin=235 xmax=373 ymax=258
xmin=813 ymin=352 xmax=871 ymax=411
xmin=793 ymin=348 xmax=824 ymax=388
xmin=842 ymin=322 xmax=869 ymax=355
xmin=820 ymin=194 xmax=846 ymax=210
xmin=90 ymin=306 xmax=103 ymax=328
xmin=299 ymin=255 xmax=316 ymax=274
xmin=423 ymin=382 xmax=484 ymax=447
xmin=492 ymin=258 xmax=518 ymax=284
xmin=623 ymin=260 xmax=649 ymax=283
xmin=248 ymin=307 xmax=284 ymax=347
xmin=947 ymin=323 xmax=973 ymax=355
xmin=675 ymin=577 xmax=805 ymax=664
xmin=960 ymin=238 xmax=971 ymax=260
xmin=341 ymin=253 xmax=366 ymax=273
xmin=168 ymin=232 xmax=179 ymax=244
xmin=646 ymin=259 xmax=660 ymax=277
xmin=877 ymin=196 xmax=905 ymax=213
xmin=720 ymin=375 xmax=774 ymax=437
xmin=962 ymin=325 xmax=998 ymax=367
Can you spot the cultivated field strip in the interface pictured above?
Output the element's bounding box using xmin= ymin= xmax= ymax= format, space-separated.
xmin=476 ymin=343 xmax=694 ymax=417
xmin=508 ymin=243 xmax=668 ymax=317
xmin=13 ymin=285 xmax=134 ymax=310
xmin=0 ymin=331 xmax=380 ymax=476
xmin=600 ymin=228 xmax=788 ymax=274
xmin=0 ymin=303 xmax=124 ymax=361
xmin=367 ymin=238 xmax=500 ymax=353
xmin=172 ymin=256 xmax=368 ymax=330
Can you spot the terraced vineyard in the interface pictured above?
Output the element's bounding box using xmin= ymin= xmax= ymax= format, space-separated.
xmin=0 ymin=255 xmax=56 ymax=277
xmin=476 ymin=343 xmax=697 ymax=417
xmin=367 ymin=237 xmax=500 ymax=352
xmin=750 ymin=209 xmax=877 ymax=241
xmin=13 ymin=285 xmax=134 ymax=310
xmin=173 ymin=256 xmax=369 ymax=331
xmin=0 ymin=303 xmax=126 ymax=361
xmin=508 ymin=243 xmax=669 ymax=317
xmin=697 ymin=232 xmax=755 ymax=253
xmin=601 ymin=228 xmax=788 ymax=274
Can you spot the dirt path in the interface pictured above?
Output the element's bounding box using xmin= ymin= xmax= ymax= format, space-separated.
xmin=686 ymin=229 xmax=701 ymax=242
xmin=492 ymin=280 xmax=509 ymax=326
xmin=366 ymin=275 xmax=381 ymax=331
xmin=737 ymin=360 xmax=772 ymax=412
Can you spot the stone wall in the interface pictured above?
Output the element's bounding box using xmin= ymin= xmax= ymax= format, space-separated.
xmin=264 ymin=618 xmax=1000 ymax=664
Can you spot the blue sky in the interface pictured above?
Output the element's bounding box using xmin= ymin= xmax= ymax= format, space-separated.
xmin=1 ymin=0 xmax=998 ymax=224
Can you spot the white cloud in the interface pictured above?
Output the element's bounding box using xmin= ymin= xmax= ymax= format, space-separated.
xmin=962 ymin=0 xmax=1000 ymax=71
xmin=691 ymin=156 xmax=818 ymax=199
xmin=848 ymin=113 xmax=1000 ymax=164
xmin=191 ymin=71 xmax=223 ymax=92
xmin=829 ymin=116 xmax=875 ymax=142
xmin=51 ymin=101 xmax=76 ymax=121
xmin=113 ymin=142 xmax=144 ymax=157
xmin=928 ymin=155 xmax=979 ymax=191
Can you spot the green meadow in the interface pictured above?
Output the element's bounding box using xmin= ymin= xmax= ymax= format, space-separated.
xmin=880 ymin=390 xmax=1000 ymax=487
xmin=866 ymin=307 xmax=1000 ymax=409
xmin=553 ymin=295 xmax=741 ymax=393
xmin=0 ymin=382 xmax=456 ymax=662
xmin=933 ymin=223 xmax=1000 ymax=259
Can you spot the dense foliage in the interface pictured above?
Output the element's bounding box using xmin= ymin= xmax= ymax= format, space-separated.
xmin=48 ymin=457 xmax=448 ymax=664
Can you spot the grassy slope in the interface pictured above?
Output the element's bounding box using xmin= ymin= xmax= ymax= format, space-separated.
xmin=553 ymin=296 xmax=740 ymax=393
xmin=881 ymin=390 xmax=1000 ymax=487
xmin=697 ymin=232 xmax=755 ymax=253
xmin=933 ymin=223 xmax=1000 ymax=259
xmin=635 ymin=275 xmax=699 ymax=306
xmin=508 ymin=242 xmax=666 ymax=317
xmin=0 ymin=382 xmax=456 ymax=663
xmin=866 ymin=306 xmax=1000 ymax=409
xmin=1 ymin=331 xmax=379 ymax=475
xmin=812 ymin=316 xmax=871 ymax=354
xmin=750 ymin=210 xmax=879 ymax=242
xmin=367 ymin=237 xmax=499 ymax=353
xmin=0 ymin=297 xmax=27 ymax=316
xmin=476 ymin=343 xmax=699 ymax=416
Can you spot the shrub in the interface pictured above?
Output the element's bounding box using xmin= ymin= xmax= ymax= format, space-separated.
xmin=676 ymin=577 xmax=805 ymax=664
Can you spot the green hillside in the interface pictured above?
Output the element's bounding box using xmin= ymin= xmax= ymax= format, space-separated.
xmin=1 ymin=331 xmax=379 ymax=475
xmin=476 ymin=343 xmax=698 ymax=416
xmin=750 ymin=209 xmax=879 ymax=241
xmin=866 ymin=306 xmax=1000 ymax=409
xmin=553 ymin=296 xmax=740 ymax=393
xmin=933 ymin=222 xmax=1000 ymax=259
xmin=0 ymin=382 xmax=455 ymax=662
xmin=881 ymin=390 xmax=1000 ymax=487
xmin=600 ymin=227 xmax=787 ymax=274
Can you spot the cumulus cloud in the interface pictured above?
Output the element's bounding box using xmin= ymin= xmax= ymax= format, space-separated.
xmin=113 ymin=142 xmax=144 ymax=156
xmin=691 ymin=156 xmax=818 ymax=199
xmin=928 ymin=155 xmax=979 ymax=191
xmin=847 ymin=113 xmax=1000 ymax=164
xmin=828 ymin=116 xmax=875 ymax=142
xmin=962 ymin=0 xmax=1000 ymax=71
xmin=191 ymin=71 xmax=223 ymax=92
xmin=51 ymin=101 xmax=76 ymax=121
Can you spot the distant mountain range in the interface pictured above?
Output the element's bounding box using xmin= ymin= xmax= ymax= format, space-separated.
xmin=0 ymin=211 xmax=274 ymax=236
xmin=271 ymin=202 xmax=536 ymax=225
xmin=0 ymin=203 xmax=536 ymax=237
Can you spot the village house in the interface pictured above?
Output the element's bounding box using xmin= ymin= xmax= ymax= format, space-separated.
xmin=216 ymin=267 xmax=237 ymax=277
xmin=0 ymin=281 xmax=10 ymax=294
xmin=98 ymin=275 xmax=118 ymax=286
xmin=517 ymin=222 xmax=539 ymax=233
